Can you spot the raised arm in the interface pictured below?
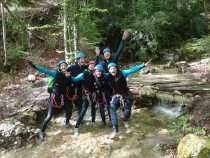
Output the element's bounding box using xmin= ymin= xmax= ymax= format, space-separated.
xmin=28 ymin=61 xmax=57 ymax=77
xmin=113 ymin=30 xmax=129 ymax=62
xmin=113 ymin=40 xmax=124 ymax=62
xmin=95 ymin=47 xmax=101 ymax=64
xmin=122 ymin=63 xmax=145 ymax=78
xmin=96 ymin=55 xmax=101 ymax=64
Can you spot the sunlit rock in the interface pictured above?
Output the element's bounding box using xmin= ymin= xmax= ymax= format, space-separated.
xmin=177 ymin=134 xmax=210 ymax=158
xmin=27 ymin=74 xmax=36 ymax=81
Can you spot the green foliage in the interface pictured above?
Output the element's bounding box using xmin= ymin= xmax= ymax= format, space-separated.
xmin=179 ymin=35 xmax=210 ymax=61
xmin=28 ymin=24 xmax=62 ymax=31
xmin=126 ymin=31 xmax=159 ymax=60
xmin=7 ymin=46 xmax=26 ymax=58
xmin=168 ymin=115 xmax=206 ymax=136
xmin=46 ymin=38 xmax=57 ymax=50
xmin=127 ymin=0 xmax=205 ymax=59
xmin=3 ymin=0 xmax=208 ymax=61
xmin=77 ymin=0 xmax=206 ymax=60
xmin=79 ymin=5 xmax=108 ymax=44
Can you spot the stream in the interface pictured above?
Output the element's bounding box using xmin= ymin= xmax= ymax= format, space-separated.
xmin=0 ymin=98 xmax=181 ymax=158
xmin=1 ymin=70 xmax=209 ymax=158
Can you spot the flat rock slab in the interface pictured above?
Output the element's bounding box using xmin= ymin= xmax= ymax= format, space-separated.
xmin=128 ymin=73 xmax=210 ymax=93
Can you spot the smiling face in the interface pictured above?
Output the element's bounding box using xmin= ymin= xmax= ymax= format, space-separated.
xmin=88 ymin=63 xmax=95 ymax=71
xmin=78 ymin=57 xmax=86 ymax=65
xmin=104 ymin=52 xmax=111 ymax=60
xmin=94 ymin=69 xmax=102 ymax=78
xmin=109 ymin=66 xmax=117 ymax=76
xmin=59 ymin=63 xmax=67 ymax=73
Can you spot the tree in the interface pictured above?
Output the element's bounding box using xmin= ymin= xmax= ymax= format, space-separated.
xmin=63 ymin=0 xmax=79 ymax=64
xmin=1 ymin=1 xmax=7 ymax=66
xmin=203 ymin=0 xmax=209 ymax=32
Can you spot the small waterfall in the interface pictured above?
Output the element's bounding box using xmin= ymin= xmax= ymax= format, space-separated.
xmin=152 ymin=92 xmax=192 ymax=118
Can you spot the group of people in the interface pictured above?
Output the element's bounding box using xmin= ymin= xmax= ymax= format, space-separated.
xmin=28 ymin=31 xmax=151 ymax=140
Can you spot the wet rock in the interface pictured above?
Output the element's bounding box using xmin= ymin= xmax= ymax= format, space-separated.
xmin=27 ymin=74 xmax=36 ymax=82
xmin=14 ymin=107 xmax=43 ymax=125
xmin=0 ymin=77 xmax=49 ymax=121
xmin=158 ymin=129 xmax=169 ymax=135
xmin=173 ymin=90 xmax=182 ymax=96
xmin=31 ymin=79 xmax=47 ymax=88
xmin=137 ymin=86 xmax=158 ymax=107
xmin=163 ymin=61 xmax=176 ymax=69
xmin=0 ymin=118 xmax=36 ymax=149
xmin=52 ymin=116 xmax=66 ymax=126
xmin=139 ymin=85 xmax=157 ymax=97
xmin=176 ymin=61 xmax=188 ymax=73
xmin=177 ymin=134 xmax=210 ymax=158
xmin=189 ymin=94 xmax=210 ymax=133
xmin=150 ymin=67 xmax=159 ymax=73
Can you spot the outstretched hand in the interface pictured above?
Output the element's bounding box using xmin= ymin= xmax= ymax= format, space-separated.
xmin=122 ymin=30 xmax=129 ymax=40
xmin=144 ymin=59 xmax=152 ymax=67
xmin=95 ymin=47 xmax=100 ymax=56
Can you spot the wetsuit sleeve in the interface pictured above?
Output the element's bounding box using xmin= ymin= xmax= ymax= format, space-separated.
xmin=113 ymin=40 xmax=124 ymax=62
xmin=96 ymin=55 xmax=100 ymax=64
xmin=34 ymin=64 xmax=57 ymax=77
xmin=71 ymin=73 xmax=84 ymax=82
xmin=122 ymin=63 xmax=145 ymax=78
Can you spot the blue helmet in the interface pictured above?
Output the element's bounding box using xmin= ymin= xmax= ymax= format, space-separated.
xmin=57 ymin=60 xmax=67 ymax=67
xmin=108 ymin=62 xmax=117 ymax=69
xmin=76 ymin=51 xmax=87 ymax=60
xmin=103 ymin=48 xmax=111 ymax=54
xmin=94 ymin=64 xmax=104 ymax=72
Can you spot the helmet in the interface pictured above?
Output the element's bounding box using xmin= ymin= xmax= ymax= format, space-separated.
xmin=94 ymin=64 xmax=104 ymax=72
xmin=103 ymin=48 xmax=111 ymax=54
xmin=76 ymin=51 xmax=87 ymax=60
xmin=57 ymin=60 xmax=67 ymax=67
xmin=88 ymin=60 xmax=96 ymax=65
xmin=108 ymin=62 xmax=117 ymax=69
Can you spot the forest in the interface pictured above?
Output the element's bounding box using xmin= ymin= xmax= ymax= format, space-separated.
xmin=0 ymin=1 xmax=210 ymax=158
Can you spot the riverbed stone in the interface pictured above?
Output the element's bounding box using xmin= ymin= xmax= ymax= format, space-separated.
xmin=177 ymin=134 xmax=210 ymax=158
xmin=0 ymin=118 xmax=36 ymax=149
xmin=27 ymin=74 xmax=36 ymax=81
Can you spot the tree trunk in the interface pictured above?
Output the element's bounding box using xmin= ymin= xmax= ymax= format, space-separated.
xmin=203 ymin=0 xmax=209 ymax=32
xmin=63 ymin=0 xmax=79 ymax=64
xmin=73 ymin=0 xmax=79 ymax=59
xmin=1 ymin=2 xmax=7 ymax=66
xmin=73 ymin=23 xmax=77 ymax=52
xmin=63 ymin=0 xmax=69 ymax=62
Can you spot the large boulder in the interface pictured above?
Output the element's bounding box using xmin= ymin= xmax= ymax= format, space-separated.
xmin=177 ymin=134 xmax=210 ymax=158
xmin=137 ymin=86 xmax=158 ymax=107
xmin=0 ymin=118 xmax=38 ymax=149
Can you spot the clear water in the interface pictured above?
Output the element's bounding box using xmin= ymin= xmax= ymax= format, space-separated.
xmin=0 ymin=108 xmax=177 ymax=158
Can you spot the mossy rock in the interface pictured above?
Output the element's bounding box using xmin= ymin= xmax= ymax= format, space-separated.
xmin=177 ymin=134 xmax=210 ymax=158
xmin=14 ymin=108 xmax=38 ymax=125
xmin=179 ymin=36 xmax=210 ymax=61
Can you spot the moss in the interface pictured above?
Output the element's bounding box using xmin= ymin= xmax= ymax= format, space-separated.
xmin=179 ymin=35 xmax=210 ymax=61
xmin=167 ymin=115 xmax=206 ymax=136
xmin=178 ymin=134 xmax=210 ymax=158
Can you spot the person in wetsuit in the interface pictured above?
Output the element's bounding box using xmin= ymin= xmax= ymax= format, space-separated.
xmin=28 ymin=60 xmax=75 ymax=140
xmin=106 ymin=60 xmax=151 ymax=138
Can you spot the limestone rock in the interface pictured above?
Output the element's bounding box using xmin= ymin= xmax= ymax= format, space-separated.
xmin=27 ymin=74 xmax=36 ymax=81
xmin=177 ymin=134 xmax=210 ymax=158
xmin=0 ymin=118 xmax=36 ymax=149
